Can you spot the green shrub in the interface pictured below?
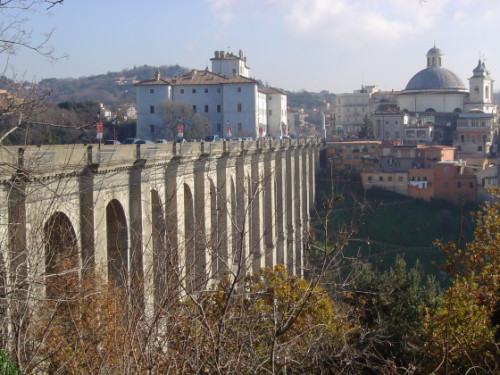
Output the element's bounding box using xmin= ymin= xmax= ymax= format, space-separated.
xmin=0 ymin=350 xmax=22 ymax=375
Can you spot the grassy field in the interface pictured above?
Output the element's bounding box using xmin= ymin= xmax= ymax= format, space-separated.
xmin=312 ymin=170 xmax=477 ymax=286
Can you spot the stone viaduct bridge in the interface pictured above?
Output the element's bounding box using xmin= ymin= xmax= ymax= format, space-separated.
xmin=0 ymin=138 xmax=321 ymax=310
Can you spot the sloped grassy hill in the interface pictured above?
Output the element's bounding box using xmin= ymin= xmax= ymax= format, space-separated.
xmin=313 ymin=172 xmax=476 ymax=286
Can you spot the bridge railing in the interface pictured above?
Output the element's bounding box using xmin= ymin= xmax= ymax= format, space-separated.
xmin=0 ymin=138 xmax=323 ymax=180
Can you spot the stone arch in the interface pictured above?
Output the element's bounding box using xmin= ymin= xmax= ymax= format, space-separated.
xmin=151 ymin=189 xmax=167 ymax=307
xmin=183 ymin=183 xmax=196 ymax=291
xmin=246 ymin=174 xmax=253 ymax=260
xmin=208 ymin=177 xmax=219 ymax=276
xmin=106 ymin=199 xmax=128 ymax=291
xmin=230 ymin=176 xmax=239 ymax=265
xmin=44 ymin=212 xmax=78 ymax=298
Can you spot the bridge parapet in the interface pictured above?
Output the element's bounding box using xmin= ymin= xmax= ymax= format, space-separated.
xmin=0 ymin=138 xmax=323 ymax=181
xmin=0 ymin=147 xmax=21 ymax=179
xmin=14 ymin=145 xmax=89 ymax=178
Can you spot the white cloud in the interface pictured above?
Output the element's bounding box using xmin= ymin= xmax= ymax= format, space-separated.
xmin=206 ymin=0 xmax=237 ymax=22
xmin=282 ymin=0 xmax=452 ymax=46
xmin=204 ymin=0 xmax=500 ymax=48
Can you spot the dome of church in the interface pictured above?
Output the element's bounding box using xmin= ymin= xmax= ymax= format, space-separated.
xmin=405 ymin=67 xmax=466 ymax=91
xmin=427 ymin=46 xmax=442 ymax=55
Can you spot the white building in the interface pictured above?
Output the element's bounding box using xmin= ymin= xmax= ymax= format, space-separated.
xmin=260 ymin=87 xmax=288 ymax=137
xmin=135 ymin=50 xmax=287 ymax=140
xmin=334 ymin=85 xmax=380 ymax=137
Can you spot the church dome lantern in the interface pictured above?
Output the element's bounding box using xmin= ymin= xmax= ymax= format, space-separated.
xmin=426 ymin=45 xmax=443 ymax=67
xmin=403 ymin=46 xmax=467 ymax=92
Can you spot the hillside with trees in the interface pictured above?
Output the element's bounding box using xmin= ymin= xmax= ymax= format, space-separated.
xmin=37 ymin=64 xmax=190 ymax=106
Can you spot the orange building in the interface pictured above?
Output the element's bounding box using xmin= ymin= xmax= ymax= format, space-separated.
xmin=325 ymin=140 xmax=400 ymax=171
xmin=433 ymin=161 xmax=477 ymax=203
xmin=361 ymin=171 xmax=408 ymax=195
xmin=407 ymin=168 xmax=435 ymax=201
xmin=416 ymin=145 xmax=455 ymax=169
xmin=380 ymin=145 xmax=417 ymax=170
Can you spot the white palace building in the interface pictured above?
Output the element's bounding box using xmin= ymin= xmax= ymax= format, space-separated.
xmin=135 ymin=50 xmax=288 ymax=140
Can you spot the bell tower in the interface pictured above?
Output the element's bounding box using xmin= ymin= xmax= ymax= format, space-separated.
xmin=469 ymin=59 xmax=493 ymax=104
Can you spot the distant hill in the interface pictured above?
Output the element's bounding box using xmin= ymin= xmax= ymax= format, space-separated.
xmin=34 ymin=65 xmax=336 ymax=112
xmin=37 ymin=64 xmax=190 ymax=106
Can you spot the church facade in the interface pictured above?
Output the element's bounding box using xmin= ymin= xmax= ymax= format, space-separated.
xmin=371 ymin=46 xmax=498 ymax=157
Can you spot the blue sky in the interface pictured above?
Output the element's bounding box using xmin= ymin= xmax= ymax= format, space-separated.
xmin=3 ymin=0 xmax=500 ymax=94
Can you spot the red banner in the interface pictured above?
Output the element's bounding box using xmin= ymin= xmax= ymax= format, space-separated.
xmin=96 ymin=122 xmax=104 ymax=134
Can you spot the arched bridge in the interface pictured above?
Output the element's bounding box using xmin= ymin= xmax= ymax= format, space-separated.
xmin=0 ymin=138 xmax=321 ymax=311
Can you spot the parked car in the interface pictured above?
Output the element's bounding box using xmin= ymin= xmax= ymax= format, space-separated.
xmin=155 ymin=139 xmax=168 ymax=143
xmin=204 ymin=135 xmax=221 ymax=142
xmin=104 ymin=139 xmax=121 ymax=145
xmin=123 ymin=137 xmax=141 ymax=144
xmin=135 ymin=139 xmax=153 ymax=144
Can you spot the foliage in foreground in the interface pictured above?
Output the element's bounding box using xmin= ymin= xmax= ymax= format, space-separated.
xmin=19 ymin=266 xmax=356 ymax=374
xmin=0 ymin=350 xmax=22 ymax=375
xmin=422 ymin=188 xmax=500 ymax=374
xmin=340 ymin=256 xmax=440 ymax=373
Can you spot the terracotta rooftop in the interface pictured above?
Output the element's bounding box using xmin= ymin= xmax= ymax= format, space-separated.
xmin=327 ymin=140 xmax=383 ymax=144
xmin=135 ymin=69 xmax=258 ymax=87
xmin=133 ymin=78 xmax=170 ymax=86
xmin=259 ymin=87 xmax=286 ymax=95
xmin=417 ymin=145 xmax=455 ymax=149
